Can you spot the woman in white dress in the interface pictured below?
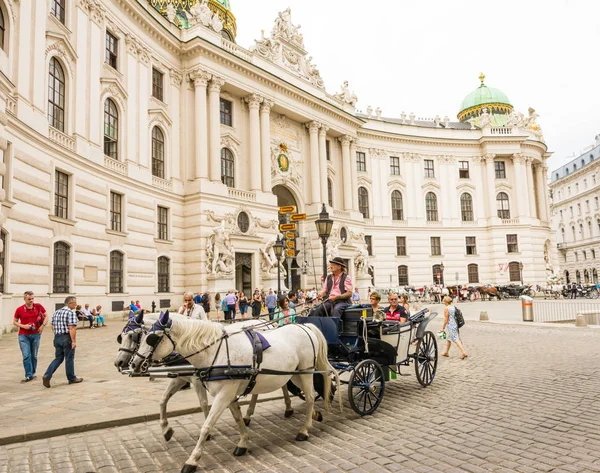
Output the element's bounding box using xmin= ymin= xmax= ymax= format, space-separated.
xmin=441 ymin=296 xmax=468 ymax=359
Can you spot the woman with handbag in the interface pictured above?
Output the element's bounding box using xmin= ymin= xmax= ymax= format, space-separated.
xmin=440 ymin=296 xmax=468 ymax=359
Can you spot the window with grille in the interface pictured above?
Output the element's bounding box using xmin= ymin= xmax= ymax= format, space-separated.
xmin=151 ymin=127 xmax=165 ymax=178
xmin=494 ymin=161 xmax=506 ymax=179
xmin=460 ymin=193 xmax=474 ymax=221
xmin=104 ymin=99 xmax=118 ymax=159
xmin=220 ymin=98 xmax=232 ymax=126
xmin=506 ymin=234 xmax=518 ymax=253
xmin=398 ymin=265 xmax=409 ymax=286
xmin=221 ymin=148 xmax=234 ymax=187
xmin=110 ymin=251 xmax=124 ymax=293
xmin=0 ymin=229 xmax=6 ymax=293
xmin=365 ymin=236 xmax=373 ymax=256
xmin=48 ymin=57 xmax=65 ymax=132
xmin=152 ymin=68 xmax=164 ymax=101
xmin=358 ymin=187 xmax=369 ymax=218
xmin=325 ymin=140 xmax=330 ymax=161
xmin=430 ymin=237 xmax=441 ymax=256
xmin=496 ymin=192 xmax=510 ymax=219
xmin=0 ymin=8 xmax=5 ymax=49
xmin=158 ymin=256 xmax=170 ymax=293
xmin=157 ymin=206 xmax=168 ymax=240
xmin=105 ymin=31 xmax=118 ymax=69
xmin=54 ymin=170 xmax=69 ymax=219
xmin=432 ymin=264 xmax=444 ymax=285
xmin=467 ymin=264 xmax=479 ymax=283
xmin=53 ymin=242 xmax=70 ymax=293
xmin=424 ymin=159 xmax=435 ymax=178
xmin=459 ymin=161 xmax=469 ymax=179
xmin=391 ymin=190 xmax=403 ymax=220
xmin=356 ymin=152 xmax=366 ymax=172
xmin=110 ymin=192 xmax=122 ymax=232
xmin=396 ymin=236 xmax=406 ymax=256
xmin=425 ymin=192 xmax=438 ymax=221
xmin=390 ymin=156 xmax=400 ymax=175
xmin=466 ymin=236 xmax=477 ymax=255
xmin=51 ymin=0 xmax=66 ymax=24
xmin=509 ymin=261 xmax=521 ymax=282
xmin=327 ymin=179 xmax=333 ymax=207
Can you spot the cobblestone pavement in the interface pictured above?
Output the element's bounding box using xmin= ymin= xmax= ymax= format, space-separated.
xmin=2 ymin=321 xmax=600 ymax=473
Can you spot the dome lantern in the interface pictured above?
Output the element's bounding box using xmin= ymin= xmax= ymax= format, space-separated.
xmin=457 ymin=73 xmax=513 ymax=125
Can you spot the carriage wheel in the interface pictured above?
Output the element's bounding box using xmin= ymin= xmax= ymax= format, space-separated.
xmin=348 ymin=359 xmax=385 ymax=416
xmin=591 ymin=290 xmax=599 ymax=300
xmin=414 ymin=331 xmax=438 ymax=387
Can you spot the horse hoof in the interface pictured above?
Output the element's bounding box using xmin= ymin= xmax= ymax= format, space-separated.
xmin=181 ymin=465 xmax=198 ymax=473
xmin=314 ymin=411 xmax=323 ymax=422
xmin=164 ymin=428 xmax=174 ymax=442
xmin=284 ymin=409 xmax=294 ymax=418
xmin=295 ymin=433 xmax=309 ymax=442
xmin=233 ymin=447 xmax=247 ymax=456
xmin=243 ymin=418 xmax=251 ymax=426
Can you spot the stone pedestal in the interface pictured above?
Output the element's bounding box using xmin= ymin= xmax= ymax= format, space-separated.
xmin=207 ymin=274 xmax=236 ymax=297
xmin=355 ymin=273 xmax=372 ymax=301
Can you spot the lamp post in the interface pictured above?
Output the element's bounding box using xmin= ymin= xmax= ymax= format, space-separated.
xmin=519 ymin=261 xmax=524 ymax=285
xmin=440 ymin=262 xmax=445 ymax=286
xmin=315 ymin=204 xmax=334 ymax=283
xmin=273 ymin=235 xmax=284 ymax=295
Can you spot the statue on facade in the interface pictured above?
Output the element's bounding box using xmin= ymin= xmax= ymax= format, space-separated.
xmin=354 ymin=244 xmax=369 ymax=276
xmin=272 ymin=7 xmax=304 ymax=47
xmin=333 ymin=81 xmax=358 ymax=107
xmin=479 ymin=107 xmax=492 ymax=128
xmin=260 ymin=238 xmax=287 ymax=277
xmin=206 ymin=221 xmax=235 ymax=276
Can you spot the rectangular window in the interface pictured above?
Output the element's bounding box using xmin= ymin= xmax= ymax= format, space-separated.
xmin=424 ymin=159 xmax=435 ymax=178
xmin=220 ymin=98 xmax=232 ymax=126
xmin=396 ymin=236 xmax=406 ymax=256
xmin=430 ymin=237 xmax=441 ymax=256
xmin=157 ymin=206 xmax=168 ymax=241
xmin=578 ymin=203 xmax=581 ymax=215
xmin=390 ymin=156 xmax=400 ymax=175
xmin=152 ymin=68 xmax=164 ymax=101
xmin=495 ymin=161 xmax=506 ymax=179
xmin=356 ymin=152 xmax=366 ymax=172
xmin=365 ymin=236 xmax=373 ymax=256
xmin=459 ymin=161 xmax=470 ymax=179
xmin=596 ymin=197 xmax=599 ymax=209
xmin=110 ymin=192 xmax=122 ymax=232
xmin=54 ymin=170 xmax=69 ymax=219
xmin=105 ymin=31 xmax=118 ymax=70
xmin=466 ymin=236 xmax=477 ymax=255
xmin=51 ymin=0 xmax=65 ymax=24
xmin=586 ymin=200 xmax=590 ymax=212
xmin=468 ymin=264 xmax=479 ymax=284
xmin=325 ymin=140 xmax=331 ymax=161
xmin=507 ymin=234 xmax=519 ymax=253
xmin=398 ymin=266 xmax=409 ymax=286
xmin=584 ymin=179 xmax=587 ymax=189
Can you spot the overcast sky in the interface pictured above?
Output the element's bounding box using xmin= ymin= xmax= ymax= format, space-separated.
xmin=233 ymin=0 xmax=598 ymax=172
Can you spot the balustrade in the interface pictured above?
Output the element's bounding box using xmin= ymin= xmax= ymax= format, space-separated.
xmin=49 ymin=127 xmax=75 ymax=151
xmin=228 ymin=188 xmax=256 ymax=202
xmin=104 ymin=156 xmax=127 ymax=175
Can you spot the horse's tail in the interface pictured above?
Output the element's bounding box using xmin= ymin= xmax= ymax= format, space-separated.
xmin=304 ymin=324 xmax=341 ymax=413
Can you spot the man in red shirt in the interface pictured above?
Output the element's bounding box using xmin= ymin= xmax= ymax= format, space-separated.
xmin=13 ymin=291 xmax=48 ymax=383
xmin=384 ymin=292 xmax=408 ymax=323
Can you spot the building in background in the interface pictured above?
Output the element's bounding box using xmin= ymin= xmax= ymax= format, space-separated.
xmin=0 ymin=0 xmax=553 ymax=330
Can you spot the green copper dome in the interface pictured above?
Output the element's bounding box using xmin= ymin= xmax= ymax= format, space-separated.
xmin=457 ymin=73 xmax=513 ymax=124
xmin=214 ymin=0 xmax=230 ymax=9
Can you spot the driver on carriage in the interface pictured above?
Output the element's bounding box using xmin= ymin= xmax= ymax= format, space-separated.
xmin=313 ymin=257 xmax=353 ymax=318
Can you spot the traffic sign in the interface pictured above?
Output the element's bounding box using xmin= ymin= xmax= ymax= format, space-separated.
xmin=279 ymin=206 xmax=297 ymax=214
xmin=286 ymin=240 xmax=295 ymax=249
xmin=290 ymin=213 xmax=307 ymax=221
xmin=279 ymin=223 xmax=297 ymax=231
xmin=285 ymin=249 xmax=295 ymax=257
xmin=285 ymin=231 xmax=296 ymax=239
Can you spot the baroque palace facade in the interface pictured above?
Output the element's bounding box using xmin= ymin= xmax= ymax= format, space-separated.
xmin=0 ymin=0 xmax=554 ymax=330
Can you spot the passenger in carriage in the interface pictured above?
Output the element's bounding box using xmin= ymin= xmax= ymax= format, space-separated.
xmin=276 ymin=295 xmax=296 ymax=326
xmin=369 ymin=291 xmax=385 ymax=321
xmin=384 ymin=293 xmax=408 ymax=323
xmin=313 ymin=257 xmax=353 ymax=318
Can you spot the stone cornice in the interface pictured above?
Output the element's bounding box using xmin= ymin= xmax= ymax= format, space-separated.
xmin=549 ymin=158 xmax=600 ymax=188
xmin=358 ymin=128 xmax=481 ymax=149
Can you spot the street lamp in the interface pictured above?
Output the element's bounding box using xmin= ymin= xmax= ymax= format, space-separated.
xmin=315 ymin=204 xmax=334 ymax=283
xmin=519 ymin=261 xmax=524 ymax=285
xmin=273 ymin=235 xmax=284 ymax=295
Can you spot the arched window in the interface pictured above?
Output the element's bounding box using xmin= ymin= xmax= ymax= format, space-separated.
xmin=508 ymin=261 xmax=521 ymax=282
xmin=467 ymin=263 xmax=479 ymax=284
xmin=580 ymin=223 xmax=584 ymax=238
xmin=576 ymin=270 xmax=581 ymax=284
xmin=358 ymin=187 xmax=369 ymax=218
xmin=573 ymin=164 xmax=577 ymax=171
xmin=460 ymin=193 xmax=474 ymax=222
xmin=327 ymin=178 xmax=333 ymax=208
xmin=391 ymin=190 xmax=403 ymax=220
xmin=398 ymin=265 xmax=409 ymax=286
xmin=581 ymin=159 xmax=585 ymax=167
xmin=561 ymin=228 xmax=565 ymax=242
xmin=593 ymin=268 xmax=598 ymax=284
xmin=565 ymin=270 xmax=570 ymax=284
xmin=157 ymin=256 xmax=170 ymax=293
xmin=555 ymin=173 xmax=559 ymax=180
xmin=110 ymin=250 xmax=124 ymax=293
xmin=0 ymin=229 xmax=6 ymax=293
xmin=51 ymin=0 xmax=66 ymax=24
xmin=496 ymin=192 xmax=510 ymax=219
xmin=425 ymin=192 xmax=438 ymax=222
xmin=53 ymin=242 xmax=70 ymax=293
xmin=565 ymin=169 xmax=569 ymax=175
xmin=0 ymin=7 xmax=5 ymax=50
xmin=432 ymin=264 xmax=444 ymax=285
xmin=221 ymin=148 xmax=234 ymax=187
xmin=48 ymin=57 xmax=65 ymax=132
xmin=151 ymin=127 xmax=165 ymax=179
xmin=572 ymin=226 xmax=576 ymax=241
xmin=584 ymin=269 xmax=590 ymax=283
xmin=104 ymin=98 xmax=119 ymax=159
xmin=590 ymin=154 xmax=595 ymax=163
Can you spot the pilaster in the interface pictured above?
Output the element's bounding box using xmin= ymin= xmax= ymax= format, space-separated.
xmin=245 ymin=93 xmax=264 ymax=192
xmin=260 ymin=99 xmax=274 ymax=193
xmin=306 ymin=121 xmax=321 ymax=204
xmin=208 ymin=76 xmax=225 ymax=183
xmin=339 ymin=135 xmax=352 ymax=211
xmin=189 ymin=68 xmax=211 ymax=180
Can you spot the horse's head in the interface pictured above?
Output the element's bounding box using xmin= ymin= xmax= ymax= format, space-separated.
xmin=114 ymin=310 xmax=146 ymax=369
xmin=130 ymin=310 xmax=174 ymax=373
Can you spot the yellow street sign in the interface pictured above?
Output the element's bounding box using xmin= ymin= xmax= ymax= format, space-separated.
xmin=285 ymin=249 xmax=295 ymax=257
xmin=290 ymin=213 xmax=307 ymax=221
xmin=286 ymin=240 xmax=295 ymax=249
xmin=279 ymin=223 xmax=297 ymax=231
xmin=285 ymin=231 xmax=296 ymax=239
xmin=279 ymin=206 xmax=297 ymax=214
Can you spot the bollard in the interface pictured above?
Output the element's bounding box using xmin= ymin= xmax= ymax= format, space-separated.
xmin=480 ymin=311 xmax=489 ymax=321
xmin=575 ymin=313 xmax=588 ymax=327
xmin=521 ymin=295 xmax=533 ymax=322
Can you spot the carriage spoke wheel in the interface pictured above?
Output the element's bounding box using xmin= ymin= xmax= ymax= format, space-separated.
xmin=348 ymin=359 xmax=385 ymax=416
xmin=415 ymin=331 xmax=438 ymax=387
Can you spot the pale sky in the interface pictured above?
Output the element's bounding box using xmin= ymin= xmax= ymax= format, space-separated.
xmin=233 ymin=0 xmax=599 ymax=172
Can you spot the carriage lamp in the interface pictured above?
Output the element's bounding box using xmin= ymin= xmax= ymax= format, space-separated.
xmin=315 ymin=204 xmax=334 ymax=282
xmin=519 ymin=261 xmax=524 ymax=285
xmin=273 ymin=235 xmax=284 ymax=295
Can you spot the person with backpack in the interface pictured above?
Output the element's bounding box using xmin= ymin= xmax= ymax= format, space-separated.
xmin=313 ymin=257 xmax=353 ymax=318
xmin=440 ymin=295 xmax=468 ymax=359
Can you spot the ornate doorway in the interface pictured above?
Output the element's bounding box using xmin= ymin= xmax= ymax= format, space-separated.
xmin=235 ymin=253 xmax=252 ymax=295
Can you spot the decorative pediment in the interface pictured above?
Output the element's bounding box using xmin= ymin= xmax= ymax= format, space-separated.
xmin=495 ymin=182 xmax=513 ymax=192
xmin=387 ymin=178 xmax=406 ymax=189
xmin=45 ymin=34 xmax=77 ymax=77
xmin=148 ymin=109 xmax=172 ymax=137
xmin=456 ymin=182 xmax=476 ymax=192
xmin=100 ymin=78 xmax=128 ymax=111
xmin=357 ymin=176 xmax=372 ymax=186
xmin=221 ymin=132 xmax=241 ymax=152
xmin=422 ymin=181 xmax=441 ymax=191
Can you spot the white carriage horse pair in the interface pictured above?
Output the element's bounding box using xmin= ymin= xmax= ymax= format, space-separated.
xmin=124 ymin=310 xmax=340 ymax=473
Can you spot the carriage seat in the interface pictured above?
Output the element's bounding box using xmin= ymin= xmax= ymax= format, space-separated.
xmin=295 ymin=316 xmax=339 ymax=345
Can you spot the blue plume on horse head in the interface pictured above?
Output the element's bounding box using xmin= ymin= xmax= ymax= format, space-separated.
xmin=135 ymin=309 xmax=145 ymax=325
xmin=158 ymin=310 xmax=171 ymax=328
xmin=127 ymin=310 xmax=135 ymax=320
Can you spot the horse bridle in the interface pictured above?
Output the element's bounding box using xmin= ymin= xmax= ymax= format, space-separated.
xmin=117 ymin=321 xmax=145 ymax=356
xmin=134 ymin=319 xmax=178 ymax=372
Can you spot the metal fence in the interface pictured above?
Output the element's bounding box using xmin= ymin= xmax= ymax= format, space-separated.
xmin=533 ymin=300 xmax=600 ymax=323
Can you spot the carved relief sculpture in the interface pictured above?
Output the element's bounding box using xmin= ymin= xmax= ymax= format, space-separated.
xmin=206 ymin=221 xmax=235 ymax=276
xmin=333 ymin=81 xmax=358 ymax=107
xmin=354 ymin=243 xmax=369 ymax=276
xmin=260 ymin=238 xmax=287 ymax=277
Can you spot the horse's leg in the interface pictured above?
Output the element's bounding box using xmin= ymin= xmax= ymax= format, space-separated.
xmin=190 ymin=377 xmax=212 ymax=440
xmin=243 ymin=394 xmax=258 ymax=426
xmin=160 ymin=377 xmax=187 ymax=441
xmin=228 ymin=400 xmax=250 ymax=456
xmin=291 ymin=373 xmax=315 ymax=441
xmin=282 ymin=385 xmax=294 ymax=418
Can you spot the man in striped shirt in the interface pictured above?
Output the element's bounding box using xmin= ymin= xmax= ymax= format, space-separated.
xmin=42 ymin=296 xmax=83 ymax=388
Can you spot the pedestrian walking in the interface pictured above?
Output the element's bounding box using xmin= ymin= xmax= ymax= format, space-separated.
xmin=224 ymin=290 xmax=237 ymax=321
xmin=13 ymin=291 xmax=48 ymax=383
xmin=214 ymin=293 xmax=221 ymax=318
xmin=238 ymin=292 xmax=249 ymax=318
xmin=200 ymin=291 xmax=211 ymax=319
xmin=440 ymin=295 xmax=468 ymax=359
xmin=251 ymin=289 xmax=262 ymax=317
xmin=265 ymin=289 xmax=278 ymax=320
xmin=42 ymin=296 xmax=83 ymax=387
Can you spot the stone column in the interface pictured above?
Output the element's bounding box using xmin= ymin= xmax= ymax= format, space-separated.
xmin=318 ymin=126 xmax=329 ymax=206
xmin=350 ymin=140 xmax=359 ymax=211
xmin=513 ymin=154 xmax=529 ymax=218
xmin=260 ymin=99 xmax=274 ymax=193
xmin=439 ymin=157 xmax=450 ymax=221
xmin=484 ymin=154 xmax=497 ymax=219
xmin=245 ymin=94 xmax=264 ymax=192
xmin=208 ymin=76 xmax=225 ymax=183
xmin=535 ymin=163 xmax=549 ymax=222
xmin=189 ymin=69 xmax=211 ymax=180
xmin=526 ymin=157 xmax=537 ymax=218
xmin=339 ymin=135 xmax=353 ymax=211
xmin=404 ymin=157 xmax=415 ymax=220
xmin=412 ymin=154 xmax=423 ymax=220
xmin=307 ymin=121 xmax=321 ymax=204
xmin=472 ymin=157 xmax=486 ymax=220
xmin=169 ymin=71 xmax=183 ymax=181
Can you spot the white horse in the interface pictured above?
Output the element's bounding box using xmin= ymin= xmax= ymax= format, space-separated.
xmin=130 ymin=312 xmax=339 ymax=473
xmin=114 ymin=311 xmax=295 ymax=442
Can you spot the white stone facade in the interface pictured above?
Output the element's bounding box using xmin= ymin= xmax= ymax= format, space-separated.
xmin=0 ymin=0 xmax=554 ymax=331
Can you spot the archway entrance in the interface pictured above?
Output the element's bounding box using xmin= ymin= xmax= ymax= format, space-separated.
xmin=272 ymin=185 xmax=300 ymax=293
xmin=235 ymin=253 xmax=252 ymax=296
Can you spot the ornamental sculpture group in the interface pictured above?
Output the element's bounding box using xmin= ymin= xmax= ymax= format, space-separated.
xmin=166 ymin=0 xmax=224 ymax=34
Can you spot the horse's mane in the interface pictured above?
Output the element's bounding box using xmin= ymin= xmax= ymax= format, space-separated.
xmin=171 ymin=318 xmax=223 ymax=355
